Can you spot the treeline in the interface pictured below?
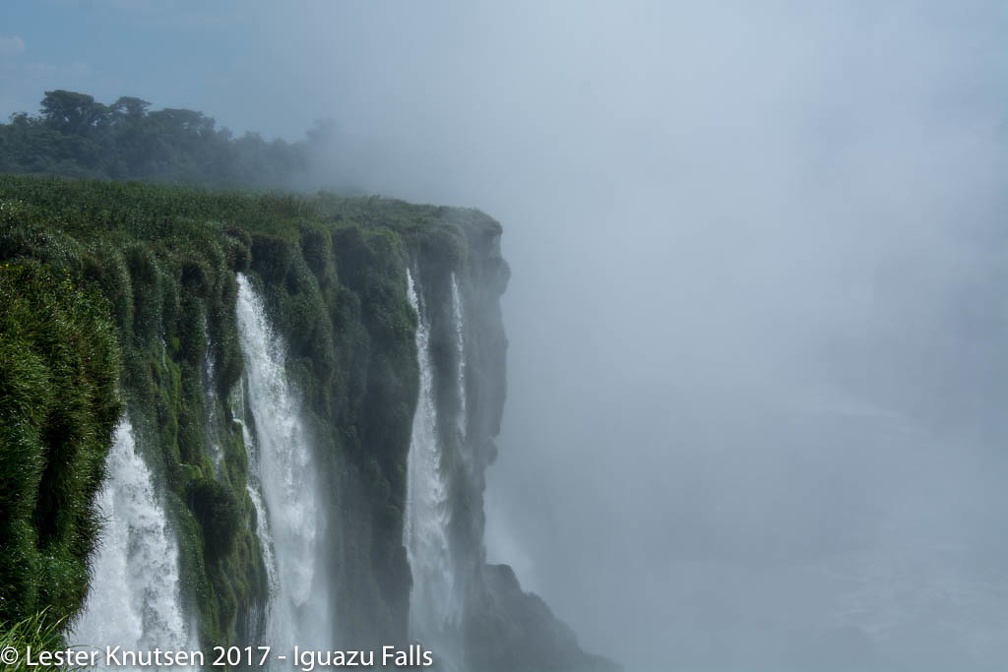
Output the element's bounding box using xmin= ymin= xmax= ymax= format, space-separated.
xmin=0 ymin=90 xmax=323 ymax=187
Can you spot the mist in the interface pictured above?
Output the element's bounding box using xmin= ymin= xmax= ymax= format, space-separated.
xmin=14 ymin=0 xmax=1007 ymax=669
xmin=225 ymin=2 xmax=1008 ymax=669
xmin=231 ymin=2 xmax=1008 ymax=669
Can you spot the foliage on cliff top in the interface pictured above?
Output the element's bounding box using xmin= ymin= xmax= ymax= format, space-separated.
xmin=0 ymin=258 xmax=121 ymax=629
xmin=0 ymin=172 xmax=497 ymax=648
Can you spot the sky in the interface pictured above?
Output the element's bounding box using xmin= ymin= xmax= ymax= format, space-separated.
xmin=4 ymin=1 xmax=1008 ymax=670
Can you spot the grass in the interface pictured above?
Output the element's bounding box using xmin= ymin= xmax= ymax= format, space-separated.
xmin=0 ymin=608 xmax=84 ymax=672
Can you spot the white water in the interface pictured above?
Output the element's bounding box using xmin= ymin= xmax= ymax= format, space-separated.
xmin=233 ymin=379 xmax=280 ymax=613
xmin=235 ymin=273 xmax=332 ymax=653
xmin=404 ymin=270 xmax=461 ymax=662
xmin=202 ymin=319 xmax=225 ymax=478
xmin=72 ymin=418 xmax=193 ymax=662
xmin=450 ymin=273 xmax=467 ymax=441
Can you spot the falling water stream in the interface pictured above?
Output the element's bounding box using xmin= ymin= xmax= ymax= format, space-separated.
xmin=235 ymin=273 xmax=332 ymax=655
xmin=450 ymin=273 xmax=467 ymax=441
xmin=404 ymin=269 xmax=465 ymax=668
xmin=71 ymin=418 xmax=193 ymax=667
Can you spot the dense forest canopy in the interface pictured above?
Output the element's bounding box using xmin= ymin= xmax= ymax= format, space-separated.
xmin=0 ymin=90 xmax=327 ymax=188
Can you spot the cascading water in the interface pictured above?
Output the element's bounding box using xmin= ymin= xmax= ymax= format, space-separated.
xmin=235 ymin=273 xmax=332 ymax=654
xmin=450 ymin=273 xmax=467 ymax=441
xmin=404 ymin=269 xmax=464 ymax=667
xmin=231 ymin=376 xmax=280 ymax=637
xmin=201 ymin=321 xmax=226 ymax=479
xmin=71 ymin=418 xmax=193 ymax=662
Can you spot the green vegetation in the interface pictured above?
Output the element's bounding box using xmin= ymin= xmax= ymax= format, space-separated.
xmin=0 ymin=89 xmax=609 ymax=668
xmin=0 ymin=609 xmax=82 ymax=672
xmin=0 ymin=173 xmax=498 ymax=649
xmin=0 ymin=257 xmax=120 ymax=629
xmin=0 ymin=90 xmax=318 ymax=187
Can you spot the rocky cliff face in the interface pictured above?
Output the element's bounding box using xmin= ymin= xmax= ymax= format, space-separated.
xmin=0 ymin=174 xmax=615 ymax=671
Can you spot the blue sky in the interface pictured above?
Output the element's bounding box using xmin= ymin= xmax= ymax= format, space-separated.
xmin=3 ymin=1 xmax=1004 ymax=144
xmin=0 ymin=0 xmax=522 ymax=141
xmin=0 ymin=1 xmax=282 ymax=135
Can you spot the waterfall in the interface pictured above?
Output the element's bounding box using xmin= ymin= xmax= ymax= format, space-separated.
xmin=235 ymin=273 xmax=332 ymax=653
xmin=404 ymin=269 xmax=462 ymax=666
xmin=202 ymin=319 xmax=225 ymax=479
xmin=71 ymin=418 xmax=193 ymax=661
xmin=233 ymin=378 xmax=280 ymax=622
xmin=450 ymin=272 xmax=467 ymax=441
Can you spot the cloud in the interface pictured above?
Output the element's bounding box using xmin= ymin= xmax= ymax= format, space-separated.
xmin=22 ymin=61 xmax=91 ymax=79
xmin=21 ymin=62 xmax=58 ymax=78
xmin=0 ymin=36 xmax=26 ymax=57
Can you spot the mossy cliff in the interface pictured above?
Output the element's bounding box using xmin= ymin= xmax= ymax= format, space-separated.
xmin=0 ymin=174 xmax=614 ymax=671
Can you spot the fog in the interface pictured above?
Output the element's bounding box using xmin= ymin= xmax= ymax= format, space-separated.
xmin=227 ymin=2 xmax=1008 ymax=669
xmin=24 ymin=1 xmax=1008 ymax=669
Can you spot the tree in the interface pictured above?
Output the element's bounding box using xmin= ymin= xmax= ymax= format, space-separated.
xmin=1 ymin=89 xmax=321 ymax=186
xmin=39 ymin=90 xmax=108 ymax=136
xmin=110 ymin=96 xmax=151 ymax=122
